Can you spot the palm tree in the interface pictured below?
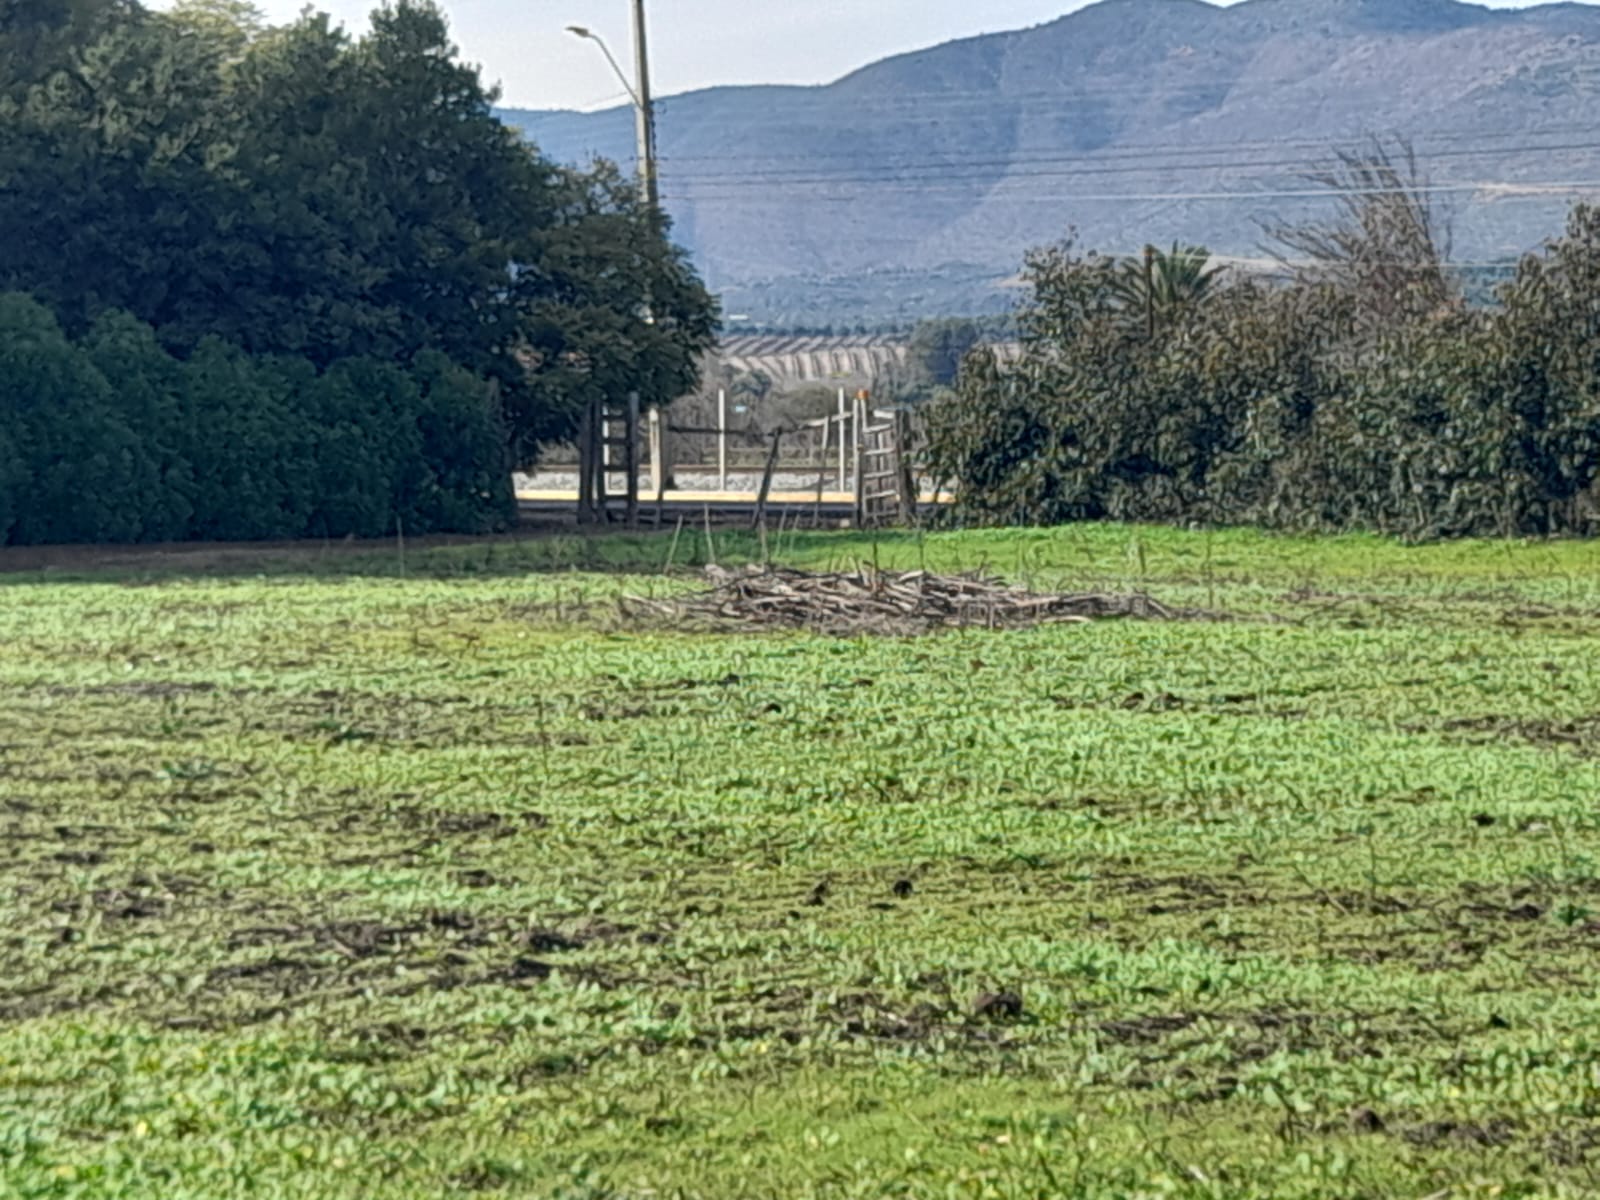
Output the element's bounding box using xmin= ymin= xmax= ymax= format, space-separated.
xmin=1109 ymin=243 xmax=1226 ymax=336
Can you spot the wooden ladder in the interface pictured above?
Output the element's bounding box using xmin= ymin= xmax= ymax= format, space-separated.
xmin=577 ymin=393 xmax=640 ymax=527
xmin=853 ymin=403 xmax=917 ymax=528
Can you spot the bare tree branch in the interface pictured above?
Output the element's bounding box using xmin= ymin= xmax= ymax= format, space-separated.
xmin=1260 ymin=135 xmax=1456 ymax=327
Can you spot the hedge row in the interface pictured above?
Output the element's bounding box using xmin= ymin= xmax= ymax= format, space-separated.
xmin=0 ymin=295 xmax=515 ymax=546
xmin=927 ymin=206 xmax=1600 ymax=540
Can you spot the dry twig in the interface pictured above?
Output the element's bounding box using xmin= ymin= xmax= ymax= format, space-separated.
xmin=620 ymin=565 xmax=1203 ymax=636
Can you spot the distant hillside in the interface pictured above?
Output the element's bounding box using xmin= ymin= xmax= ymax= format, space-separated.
xmin=502 ymin=0 xmax=1600 ymax=323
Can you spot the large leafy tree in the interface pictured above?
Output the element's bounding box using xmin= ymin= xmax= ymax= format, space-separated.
xmin=515 ymin=161 xmax=719 ymax=455
xmin=0 ymin=0 xmax=716 ymax=462
xmin=0 ymin=0 xmax=227 ymax=333
xmin=0 ymin=0 xmax=131 ymax=93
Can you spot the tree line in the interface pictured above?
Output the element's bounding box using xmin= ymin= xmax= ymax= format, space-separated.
xmin=926 ymin=143 xmax=1600 ymax=540
xmin=0 ymin=0 xmax=718 ymax=545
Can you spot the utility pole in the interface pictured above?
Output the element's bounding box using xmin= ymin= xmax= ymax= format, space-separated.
xmin=567 ymin=10 xmax=659 ymax=219
xmin=630 ymin=0 xmax=660 ymax=220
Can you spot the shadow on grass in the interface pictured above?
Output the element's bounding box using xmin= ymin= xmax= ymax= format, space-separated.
xmin=0 ymin=522 xmax=931 ymax=586
xmin=9 ymin=519 xmax=1589 ymax=595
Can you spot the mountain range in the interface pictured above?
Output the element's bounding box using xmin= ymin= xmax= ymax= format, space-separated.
xmin=501 ymin=0 xmax=1600 ymax=324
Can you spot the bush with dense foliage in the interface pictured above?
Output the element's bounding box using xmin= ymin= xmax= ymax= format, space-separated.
xmin=927 ymin=204 xmax=1600 ymax=540
xmin=0 ymin=295 xmax=514 ymax=544
xmin=0 ymin=0 xmax=717 ymax=542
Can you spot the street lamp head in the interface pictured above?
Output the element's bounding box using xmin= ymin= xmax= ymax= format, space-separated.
xmin=567 ymin=22 xmax=645 ymax=112
xmin=565 ymin=12 xmax=656 ymax=217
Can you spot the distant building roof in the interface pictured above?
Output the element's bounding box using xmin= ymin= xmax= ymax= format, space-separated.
xmin=716 ymin=335 xmax=909 ymax=384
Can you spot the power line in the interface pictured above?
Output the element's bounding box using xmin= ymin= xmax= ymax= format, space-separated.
xmin=542 ymin=123 xmax=1600 ymax=200
xmin=662 ymin=177 xmax=1600 ymax=203
xmin=522 ymin=82 xmax=1600 ymax=262
xmin=653 ymin=137 xmax=1600 ymax=188
xmin=630 ymin=71 xmax=1600 ymax=122
xmin=835 ymin=256 xmax=1526 ymax=269
xmin=551 ymin=119 xmax=1600 ymax=168
xmin=628 ymin=79 xmax=1600 ymax=136
xmin=528 ymin=99 xmax=1600 ymax=192
xmin=652 ymin=126 xmax=1600 ymax=171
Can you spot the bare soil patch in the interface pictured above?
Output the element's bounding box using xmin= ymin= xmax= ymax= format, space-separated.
xmin=0 ymin=527 xmax=583 ymax=576
xmin=1417 ymin=712 xmax=1600 ymax=757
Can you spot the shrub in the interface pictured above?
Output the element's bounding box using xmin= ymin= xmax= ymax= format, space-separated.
xmin=81 ymin=311 xmax=196 ymax=541
xmin=0 ymin=294 xmax=153 ymax=544
xmin=925 ymin=206 xmax=1600 ymax=540
xmin=0 ymin=294 xmax=517 ymax=546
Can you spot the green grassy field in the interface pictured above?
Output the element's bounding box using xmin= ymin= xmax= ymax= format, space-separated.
xmin=3 ymin=524 xmax=1600 ymax=1199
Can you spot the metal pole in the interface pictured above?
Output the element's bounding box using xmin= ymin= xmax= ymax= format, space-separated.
xmin=852 ymin=394 xmax=866 ymax=527
xmin=817 ymin=415 xmax=830 ymax=492
xmin=631 ymin=0 xmax=659 ymax=218
xmin=648 ymin=406 xmax=661 ymax=496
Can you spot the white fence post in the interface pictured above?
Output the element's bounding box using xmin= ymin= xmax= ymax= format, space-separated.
xmin=717 ymin=388 xmax=728 ymax=492
xmin=648 ymin=406 xmax=663 ymax=498
xmin=836 ymin=387 xmax=847 ymax=491
xmin=852 ymin=393 xmax=866 ymax=524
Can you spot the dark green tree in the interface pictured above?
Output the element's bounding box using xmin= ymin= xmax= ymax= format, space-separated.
xmin=80 ymin=311 xmax=197 ymax=540
xmin=0 ymin=294 xmax=153 ymax=544
xmin=410 ymin=351 xmax=516 ymax=533
xmin=176 ymin=341 xmax=320 ymax=542
xmin=516 ymin=161 xmax=718 ymax=458
xmin=0 ymin=0 xmax=717 ymax=471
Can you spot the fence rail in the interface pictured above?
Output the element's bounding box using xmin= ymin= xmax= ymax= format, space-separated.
xmin=525 ymin=387 xmax=934 ymax=527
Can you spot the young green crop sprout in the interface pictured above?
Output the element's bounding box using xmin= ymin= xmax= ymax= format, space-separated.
xmin=0 ymin=525 xmax=1598 ymax=1197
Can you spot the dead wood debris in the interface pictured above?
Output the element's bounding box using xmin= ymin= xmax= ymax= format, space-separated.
xmin=619 ymin=565 xmax=1205 ymax=636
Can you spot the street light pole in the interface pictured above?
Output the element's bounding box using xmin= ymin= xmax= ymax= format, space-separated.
xmin=629 ymin=0 xmax=659 ymax=219
xmin=567 ymin=5 xmax=662 ymax=528
xmin=567 ymin=8 xmax=658 ymax=218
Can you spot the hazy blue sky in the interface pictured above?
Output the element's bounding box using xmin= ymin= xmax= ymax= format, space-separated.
xmin=228 ymin=0 xmax=1590 ymax=109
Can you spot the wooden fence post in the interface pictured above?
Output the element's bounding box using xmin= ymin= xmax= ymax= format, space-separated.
xmin=578 ymin=396 xmax=608 ymax=525
xmin=576 ymin=398 xmax=594 ymax=524
xmin=751 ymin=430 xmax=783 ymax=532
xmin=896 ymin=408 xmax=917 ymax=526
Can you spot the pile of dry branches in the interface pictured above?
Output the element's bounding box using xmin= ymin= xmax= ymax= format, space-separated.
xmin=620 ymin=565 xmax=1190 ymax=636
